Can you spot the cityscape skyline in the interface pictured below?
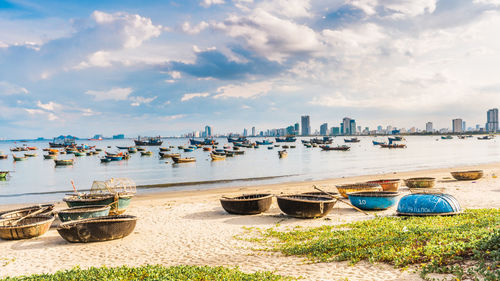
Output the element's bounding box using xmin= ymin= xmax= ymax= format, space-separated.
xmin=2 ymin=1 xmax=500 ymax=138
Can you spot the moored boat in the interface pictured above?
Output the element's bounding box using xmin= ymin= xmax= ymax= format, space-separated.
xmin=172 ymin=157 xmax=196 ymax=163
xmin=344 ymin=138 xmax=360 ymax=143
xmin=396 ymin=193 xmax=461 ymax=216
xmin=43 ymin=154 xmax=57 ymax=159
xmin=100 ymin=157 xmax=112 ymax=163
xmin=275 ymin=136 xmax=296 ymax=143
xmin=140 ymin=151 xmax=153 ymax=156
xmin=54 ymin=159 xmax=74 ymax=166
xmin=276 ymin=195 xmax=336 ymax=218
xmin=0 ymin=215 xmax=55 ymax=240
xmin=159 ymin=147 xmax=170 ymax=152
xmin=220 ymin=194 xmax=273 ymax=215
xmin=210 ymin=153 xmax=226 ymax=161
xmin=63 ymin=193 xmax=133 ymax=215
xmin=347 ymin=191 xmax=400 ymax=210
xmin=0 ymin=171 xmax=8 ymax=178
xmin=320 ymin=145 xmax=350 ymax=151
xmin=134 ymin=136 xmax=162 ymax=146
xmin=57 ymin=205 xmax=111 ymax=222
xmin=450 ymin=170 xmax=483 ymax=181
xmin=24 ymin=153 xmax=37 ymax=157
xmin=336 ymin=183 xmax=382 ymax=198
xmin=13 ymin=155 xmax=27 ymax=161
xmin=159 ymin=152 xmax=180 ymax=158
xmin=57 ymin=215 xmax=137 ymax=243
xmin=0 ymin=154 xmax=7 ymax=159
xmin=404 ymin=177 xmax=435 ymax=188
xmin=255 ymin=140 xmax=273 ymax=145
xmin=278 ymin=150 xmax=288 ymax=158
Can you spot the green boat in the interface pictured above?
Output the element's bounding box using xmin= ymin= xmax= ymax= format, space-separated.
xmin=43 ymin=154 xmax=57 ymax=160
xmin=57 ymin=205 xmax=111 ymax=222
xmin=13 ymin=155 xmax=27 ymax=161
xmin=54 ymin=159 xmax=74 ymax=166
xmin=63 ymin=193 xmax=133 ymax=215
xmin=73 ymin=151 xmax=86 ymax=157
xmin=0 ymin=171 xmax=8 ymax=178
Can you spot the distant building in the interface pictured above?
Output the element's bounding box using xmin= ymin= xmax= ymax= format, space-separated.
xmin=204 ymin=125 xmax=212 ymax=137
xmin=251 ymin=127 xmax=255 ymax=137
xmin=301 ymin=115 xmax=310 ymax=136
xmin=112 ymin=134 xmax=125 ymax=139
xmin=426 ymin=122 xmax=433 ymax=133
xmin=462 ymin=121 xmax=466 ymax=132
xmin=331 ymin=127 xmax=340 ymax=135
xmin=341 ymin=117 xmax=356 ymax=135
xmin=452 ymin=118 xmax=463 ymax=133
xmin=486 ymin=108 xmax=498 ymax=132
xmin=286 ymin=126 xmax=295 ymax=135
xmin=294 ymin=123 xmax=299 ymax=133
xmin=377 ymin=125 xmax=383 ymax=133
xmin=320 ymin=123 xmax=328 ymax=135
xmin=243 ymin=128 xmax=248 ymax=137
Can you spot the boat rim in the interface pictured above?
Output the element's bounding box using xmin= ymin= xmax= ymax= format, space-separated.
xmin=0 ymin=215 xmax=54 ymax=229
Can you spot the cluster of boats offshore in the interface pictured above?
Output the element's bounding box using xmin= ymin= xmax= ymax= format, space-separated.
xmin=0 ymin=178 xmax=137 ymax=242
xmin=220 ymin=170 xmax=482 ymax=218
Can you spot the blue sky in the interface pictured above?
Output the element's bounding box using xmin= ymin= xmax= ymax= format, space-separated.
xmin=2 ymin=0 xmax=500 ymax=138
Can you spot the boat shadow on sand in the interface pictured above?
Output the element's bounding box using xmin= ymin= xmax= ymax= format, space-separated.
xmin=3 ymin=235 xmax=67 ymax=250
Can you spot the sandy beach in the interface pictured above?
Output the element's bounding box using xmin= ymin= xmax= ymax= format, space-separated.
xmin=1 ymin=162 xmax=499 ymax=280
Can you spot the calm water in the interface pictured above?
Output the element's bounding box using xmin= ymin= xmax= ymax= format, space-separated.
xmin=0 ymin=136 xmax=499 ymax=205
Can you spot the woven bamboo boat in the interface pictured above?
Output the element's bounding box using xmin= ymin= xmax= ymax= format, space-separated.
xmin=140 ymin=151 xmax=153 ymax=156
xmin=13 ymin=155 xmax=27 ymax=161
xmin=347 ymin=191 xmax=400 ymax=210
xmin=220 ymin=194 xmax=273 ymax=215
xmin=404 ymin=177 xmax=436 ymax=188
xmin=366 ymin=179 xmax=400 ymax=192
xmin=0 ymin=171 xmax=8 ymax=178
xmin=57 ymin=205 xmax=111 ymax=222
xmin=210 ymin=153 xmax=226 ymax=161
xmin=276 ymin=195 xmax=336 ymax=218
xmin=43 ymin=154 xmax=57 ymax=159
xmin=336 ymin=183 xmax=382 ymax=198
xmin=172 ymin=157 xmax=196 ymax=163
xmin=0 ymin=204 xmax=55 ymax=218
xmin=63 ymin=193 xmax=133 ymax=215
xmin=450 ymin=170 xmax=483 ymax=181
xmin=57 ymin=215 xmax=137 ymax=243
xmin=0 ymin=155 xmax=7 ymax=159
xmin=0 ymin=215 xmax=54 ymax=240
xmin=54 ymin=159 xmax=74 ymax=166
xmin=159 ymin=152 xmax=180 ymax=158
xmin=278 ymin=150 xmax=288 ymax=158
xmin=300 ymin=191 xmax=339 ymax=197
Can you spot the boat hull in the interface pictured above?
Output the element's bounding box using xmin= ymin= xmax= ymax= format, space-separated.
xmin=347 ymin=191 xmax=400 ymax=210
xmin=397 ymin=193 xmax=462 ymax=216
xmin=57 ymin=205 xmax=111 ymax=222
xmin=276 ymin=195 xmax=336 ymax=218
xmin=0 ymin=215 xmax=54 ymax=240
xmin=57 ymin=215 xmax=137 ymax=243
xmin=220 ymin=194 xmax=273 ymax=215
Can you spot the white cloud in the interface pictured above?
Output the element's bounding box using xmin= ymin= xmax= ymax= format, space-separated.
xmin=213 ymin=81 xmax=272 ymax=99
xmin=37 ymin=101 xmax=61 ymax=111
xmin=181 ymin=92 xmax=210 ymax=101
xmin=0 ymin=81 xmax=29 ymax=95
xmin=85 ymin=87 xmax=133 ymax=101
xmin=25 ymin=108 xmax=58 ymax=121
xmin=349 ymin=0 xmax=437 ymax=18
xmin=169 ymin=71 xmax=182 ymax=79
xmin=181 ymin=21 xmax=209 ymax=34
xmin=162 ymin=114 xmax=186 ymax=120
xmin=257 ymin=0 xmax=312 ymax=18
xmin=201 ymin=0 xmax=225 ymax=8
xmin=130 ymin=96 xmax=157 ymax=106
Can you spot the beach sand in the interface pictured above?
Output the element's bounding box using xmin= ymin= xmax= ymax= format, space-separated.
xmin=1 ymin=163 xmax=499 ymax=280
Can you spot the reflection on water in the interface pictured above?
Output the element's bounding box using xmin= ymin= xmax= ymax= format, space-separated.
xmin=0 ymin=136 xmax=499 ymax=204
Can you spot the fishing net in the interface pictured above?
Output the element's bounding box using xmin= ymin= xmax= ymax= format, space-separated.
xmin=90 ymin=178 xmax=136 ymax=194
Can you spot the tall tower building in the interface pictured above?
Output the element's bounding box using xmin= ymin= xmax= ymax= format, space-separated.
xmin=301 ymin=115 xmax=310 ymax=136
xmin=320 ymin=123 xmax=328 ymax=135
xmin=426 ymin=122 xmax=433 ymax=133
xmin=452 ymin=118 xmax=463 ymax=133
xmin=204 ymin=125 xmax=212 ymax=137
xmin=486 ymin=108 xmax=498 ymax=132
xmin=251 ymin=126 xmax=256 ymax=137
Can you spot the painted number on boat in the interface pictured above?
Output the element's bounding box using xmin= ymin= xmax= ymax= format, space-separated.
xmin=358 ymin=199 xmax=366 ymax=205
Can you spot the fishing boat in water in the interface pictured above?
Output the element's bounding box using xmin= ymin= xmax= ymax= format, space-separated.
xmin=54 ymin=159 xmax=74 ymax=166
xmin=372 ymin=140 xmax=386 ymax=145
xmin=441 ymin=135 xmax=453 ymax=140
xmin=134 ymin=136 xmax=162 ymax=146
xmin=255 ymin=140 xmax=273 ymax=145
xmin=320 ymin=145 xmax=350 ymax=151
xmin=0 ymin=171 xmax=8 ymax=178
xmin=278 ymin=150 xmax=288 ymax=158
xmin=43 ymin=154 xmax=57 ymax=160
xmin=275 ymin=136 xmax=297 ymax=143
xmin=159 ymin=147 xmax=170 ymax=152
xmin=159 ymin=152 xmax=180 ymax=158
xmin=140 ymin=151 xmax=153 ymax=156
xmin=210 ymin=153 xmax=226 ymax=161
xmin=477 ymin=135 xmax=494 ymax=140
xmin=13 ymin=155 xmax=27 ymax=161
xmin=189 ymin=138 xmax=218 ymax=145
xmin=344 ymin=138 xmax=360 ymax=143
xmin=172 ymin=156 xmax=196 ymax=163
xmin=49 ymin=136 xmax=76 ymax=148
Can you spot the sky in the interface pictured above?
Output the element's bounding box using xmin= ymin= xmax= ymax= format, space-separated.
xmin=2 ymin=0 xmax=500 ymax=138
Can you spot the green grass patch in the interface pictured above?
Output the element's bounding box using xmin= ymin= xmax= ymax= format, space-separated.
xmin=1 ymin=265 xmax=293 ymax=281
xmin=257 ymin=208 xmax=499 ymax=280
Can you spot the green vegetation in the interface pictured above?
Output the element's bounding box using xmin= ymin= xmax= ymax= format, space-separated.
xmin=256 ymin=209 xmax=499 ymax=280
xmin=1 ymin=265 xmax=293 ymax=281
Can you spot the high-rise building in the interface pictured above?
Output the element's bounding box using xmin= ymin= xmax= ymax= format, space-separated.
xmin=377 ymin=125 xmax=383 ymax=133
xmin=301 ymin=115 xmax=310 ymax=136
xmin=243 ymin=128 xmax=248 ymax=136
xmin=426 ymin=122 xmax=433 ymax=133
xmin=294 ymin=123 xmax=299 ymax=133
xmin=452 ymin=118 xmax=463 ymax=133
xmin=320 ymin=123 xmax=328 ymax=135
xmin=251 ymin=126 xmax=256 ymax=137
xmin=350 ymin=119 xmax=356 ymax=135
xmin=486 ymin=108 xmax=498 ymax=132
xmin=330 ymin=127 xmax=340 ymax=135
xmin=204 ymin=125 xmax=212 ymax=137
xmin=462 ymin=121 xmax=466 ymax=132
xmin=286 ymin=126 xmax=295 ymax=135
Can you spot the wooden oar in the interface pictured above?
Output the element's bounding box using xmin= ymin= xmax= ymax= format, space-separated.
xmin=313 ymin=185 xmax=370 ymax=216
xmin=7 ymin=206 xmax=50 ymax=226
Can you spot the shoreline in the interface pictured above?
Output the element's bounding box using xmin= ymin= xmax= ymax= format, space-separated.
xmin=1 ymin=161 xmax=499 ymax=211
xmin=0 ymin=161 xmax=499 ymax=280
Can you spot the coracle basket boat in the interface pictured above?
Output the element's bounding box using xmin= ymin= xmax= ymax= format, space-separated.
xmin=0 ymin=215 xmax=54 ymax=240
xmin=366 ymin=179 xmax=400 ymax=192
xmin=276 ymin=195 xmax=336 ymax=218
xmin=0 ymin=204 xmax=55 ymax=218
xmin=57 ymin=205 xmax=111 ymax=222
xmin=450 ymin=170 xmax=483 ymax=181
xmin=300 ymin=191 xmax=339 ymax=197
xmin=347 ymin=191 xmax=400 ymax=210
xmin=57 ymin=215 xmax=137 ymax=243
xmin=404 ymin=177 xmax=436 ymax=188
xmin=336 ymin=183 xmax=382 ymax=198
xmin=63 ymin=193 xmax=133 ymax=215
xmin=396 ymin=193 xmax=462 ymax=216
xmin=220 ymin=194 xmax=273 ymax=215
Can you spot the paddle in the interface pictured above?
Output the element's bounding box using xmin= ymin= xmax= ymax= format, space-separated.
xmin=313 ymin=185 xmax=370 ymax=216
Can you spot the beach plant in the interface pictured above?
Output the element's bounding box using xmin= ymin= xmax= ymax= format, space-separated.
xmin=254 ymin=208 xmax=499 ymax=280
xmin=1 ymin=265 xmax=294 ymax=281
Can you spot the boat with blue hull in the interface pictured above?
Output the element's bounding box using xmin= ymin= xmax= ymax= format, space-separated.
xmin=255 ymin=140 xmax=273 ymax=145
xmin=134 ymin=136 xmax=162 ymax=146
xmin=275 ymin=136 xmax=296 ymax=143
xmin=347 ymin=191 xmax=400 ymax=210
xmin=396 ymin=193 xmax=462 ymax=216
xmin=189 ymin=138 xmax=219 ymax=145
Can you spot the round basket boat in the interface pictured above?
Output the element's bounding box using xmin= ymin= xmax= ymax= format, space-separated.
xmin=276 ymin=195 xmax=336 ymax=218
xmin=403 ymin=177 xmax=436 ymax=189
xmin=347 ymin=191 xmax=400 ymax=210
xmin=366 ymin=179 xmax=400 ymax=192
xmin=57 ymin=215 xmax=137 ymax=243
xmin=396 ymin=193 xmax=461 ymax=216
xmin=57 ymin=205 xmax=111 ymax=222
xmin=220 ymin=194 xmax=273 ymax=215
xmin=300 ymin=191 xmax=339 ymax=197
xmin=450 ymin=170 xmax=483 ymax=181
xmin=0 ymin=215 xmax=54 ymax=240
xmin=336 ymin=183 xmax=382 ymax=198
xmin=0 ymin=204 xmax=55 ymax=219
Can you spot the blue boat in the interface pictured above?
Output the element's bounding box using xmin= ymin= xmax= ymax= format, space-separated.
xmin=183 ymin=148 xmax=194 ymax=152
xmin=347 ymin=191 xmax=400 ymax=210
xmin=256 ymin=140 xmax=273 ymax=145
xmin=275 ymin=136 xmax=296 ymax=143
xmin=396 ymin=193 xmax=462 ymax=216
xmin=106 ymin=155 xmax=123 ymax=161
xmin=227 ymin=136 xmax=248 ymax=143
xmin=189 ymin=138 xmax=219 ymax=145
xmin=372 ymin=140 xmax=386 ymax=145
